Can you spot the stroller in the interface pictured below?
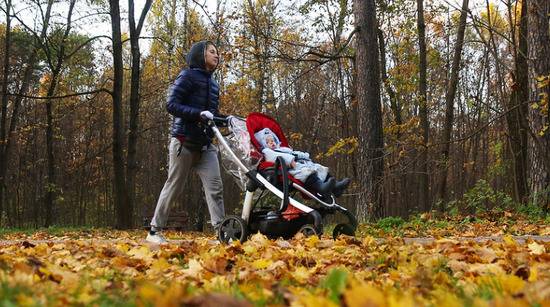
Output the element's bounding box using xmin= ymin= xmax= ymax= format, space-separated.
xmin=209 ymin=112 xmax=357 ymax=243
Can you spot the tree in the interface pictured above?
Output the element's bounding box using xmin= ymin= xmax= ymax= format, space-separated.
xmin=0 ymin=0 xmax=54 ymax=226
xmin=438 ymin=0 xmax=469 ymax=202
xmin=41 ymin=0 xmax=77 ymax=227
xmin=506 ymin=0 xmax=528 ymax=203
xmin=108 ymin=0 xmax=128 ymax=229
xmin=416 ymin=0 xmax=430 ymax=212
xmin=354 ymin=0 xmax=385 ymax=220
xmin=0 ymin=0 xmax=12 ymax=222
xmin=527 ymin=0 xmax=550 ymax=209
xmin=123 ymin=0 xmax=153 ymax=229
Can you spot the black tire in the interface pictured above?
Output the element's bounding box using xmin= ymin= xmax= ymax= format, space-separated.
xmin=332 ymin=223 xmax=355 ymax=239
xmin=218 ymin=215 xmax=248 ymax=244
xmin=298 ymin=224 xmax=320 ymax=237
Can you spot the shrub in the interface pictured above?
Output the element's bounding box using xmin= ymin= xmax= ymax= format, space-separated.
xmin=463 ymin=180 xmax=515 ymax=213
xmin=376 ymin=216 xmax=405 ymax=231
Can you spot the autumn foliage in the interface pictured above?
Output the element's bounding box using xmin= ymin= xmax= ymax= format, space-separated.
xmin=0 ymin=213 xmax=549 ymax=306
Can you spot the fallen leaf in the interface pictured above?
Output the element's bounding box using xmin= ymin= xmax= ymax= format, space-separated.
xmin=528 ymin=242 xmax=546 ymax=255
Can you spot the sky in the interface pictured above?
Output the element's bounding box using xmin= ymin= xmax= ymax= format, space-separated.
xmin=5 ymin=0 xmax=220 ymax=54
xmin=3 ymin=0 xmax=503 ymax=64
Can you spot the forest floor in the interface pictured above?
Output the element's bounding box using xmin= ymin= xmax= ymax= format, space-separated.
xmin=0 ymin=212 xmax=549 ymax=306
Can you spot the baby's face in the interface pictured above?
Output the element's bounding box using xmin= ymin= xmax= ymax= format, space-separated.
xmin=266 ymin=136 xmax=277 ymax=149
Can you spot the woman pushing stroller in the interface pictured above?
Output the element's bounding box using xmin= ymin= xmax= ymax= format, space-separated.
xmin=254 ymin=128 xmax=350 ymax=197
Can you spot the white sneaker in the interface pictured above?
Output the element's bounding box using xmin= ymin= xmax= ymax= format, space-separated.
xmin=146 ymin=232 xmax=167 ymax=244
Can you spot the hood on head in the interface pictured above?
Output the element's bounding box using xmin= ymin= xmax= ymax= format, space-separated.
xmin=186 ymin=40 xmax=216 ymax=70
xmin=254 ymin=128 xmax=281 ymax=150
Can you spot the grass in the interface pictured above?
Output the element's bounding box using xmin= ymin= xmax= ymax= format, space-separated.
xmin=0 ymin=208 xmax=548 ymax=241
xmin=353 ymin=210 xmax=549 ymax=238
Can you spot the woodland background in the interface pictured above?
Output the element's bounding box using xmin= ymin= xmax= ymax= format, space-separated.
xmin=0 ymin=0 xmax=548 ymax=229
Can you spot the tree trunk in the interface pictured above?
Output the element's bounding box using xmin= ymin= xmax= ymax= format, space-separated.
xmin=109 ymin=0 xmax=129 ymax=229
xmin=506 ymin=0 xmax=529 ymax=203
xmin=416 ymin=0 xmax=430 ymax=212
xmin=0 ymin=0 xmax=12 ymax=223
xmin=438 ymin=0 xmax=469 ymax=203
xmin=377 ymin=29 xmax=402 ymax=131
xmin=527 ymin=0 xmax=550 ymax=209
xmin=246 ymin=0 xmax=267 ymax=111
xmin=43 ymin=0 xmax=76 ymax=227
xmin=125 ymin=0 xmax=153 ymax=229
xmin=354 ymin=0 xmax=385 ymax=221
xmin=44 ymin=77 xmax=58 ymax=227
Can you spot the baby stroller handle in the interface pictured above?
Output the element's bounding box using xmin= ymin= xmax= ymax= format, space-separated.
xmin=209 ymin=115 xmax=246 ymax=127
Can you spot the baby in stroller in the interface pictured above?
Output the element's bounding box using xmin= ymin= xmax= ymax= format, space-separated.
xmin=254 ymin=128 xmax=350 ymax=197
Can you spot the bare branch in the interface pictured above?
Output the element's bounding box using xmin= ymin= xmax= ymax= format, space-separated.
xmin=8 ymin=88 xmax=113 ymax=99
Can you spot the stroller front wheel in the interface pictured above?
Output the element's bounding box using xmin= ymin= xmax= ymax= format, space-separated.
xmin=218 ymin=215 xmax=248 ymax=244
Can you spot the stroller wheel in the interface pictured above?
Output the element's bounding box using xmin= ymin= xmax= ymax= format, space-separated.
xmin=298 ymin=224 xmax=320 ymax=237
xmin=218 ymin=215 xmax=248 ymax=244
xmin=332 ymin=223 xmax=355 ymax=239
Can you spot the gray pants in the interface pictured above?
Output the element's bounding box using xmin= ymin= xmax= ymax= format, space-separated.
xmin=150 ymin=137 xmax=225 ymax=231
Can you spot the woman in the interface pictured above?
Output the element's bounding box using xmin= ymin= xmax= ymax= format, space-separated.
xmin=147 ymin=40 xmax=225 ymax=244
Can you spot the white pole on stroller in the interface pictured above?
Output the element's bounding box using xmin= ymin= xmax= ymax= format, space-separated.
xmin=241 ymin=191 xmax=254 ymax=222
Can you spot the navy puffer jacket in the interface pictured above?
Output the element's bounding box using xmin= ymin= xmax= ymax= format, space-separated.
xmin=167 ymin=41 xmax=220 ymax=145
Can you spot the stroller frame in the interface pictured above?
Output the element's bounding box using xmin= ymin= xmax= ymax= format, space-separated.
xmin=209 ymin=115 xmax=357 ymax=242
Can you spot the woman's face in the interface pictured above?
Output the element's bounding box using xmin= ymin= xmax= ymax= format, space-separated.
xmin=204 ymin=44 xmax=219 ymax=71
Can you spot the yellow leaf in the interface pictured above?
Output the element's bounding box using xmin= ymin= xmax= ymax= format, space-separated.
xmin=252 ymin=258 xmax=272 ymax=270
xmin=503 ymin=235 xmax=516 ymax=246
xmin=16 ymin=294 xmax=35 ymax=307
xmin=362 ymin=236 xmax=375 ymax=247
xmin=76 ymin=286 xmax=95 ymax=304
xmin=291 ymin=266 xmax=311 ymax=284
xmin=150 ymin=257 xmax=170 ymax=272
xmin=477 ymin=247 xmax=497 ymax=263
xmin=499 ymin=275 xmax=525 ymax=295
xmin=243 ymin=245 xmax=257 ymax=255
xmin=344 ymin=282 xmax=386 ymax=307
xmin=116 ymin=243 xmax=130 ymax=253
xmin=183 ymin=259 xmax=203 ymax=276
xmin=249 ymin=233 xmax=269 ymax=246
xmin=128 ymin=246 xmax=153 ymax=260
xmin=528 ymin=266 xmax=538 ymax=282
xmin=203 ymin=275 xmax=231 ymax=292
xmin=138 ymin=283 xmax=162 ymax=301
xmin=432 ymin=288 xmax=462 ymax=307
xmin=305 ymin=235 xmax=320 ymax=247
xmin=296 ymin=292 xmax=339 ymax=307
xmin=528 ymin=242 xmax=546 ymax=255
xmin=538 ymin=125 xmax=548 ymax=137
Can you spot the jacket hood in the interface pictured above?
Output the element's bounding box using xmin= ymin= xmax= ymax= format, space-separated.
xmin=186 ymin=40 xmax=217 ymax=71
xmin=254 ymin=128 xmax=281 ymax=150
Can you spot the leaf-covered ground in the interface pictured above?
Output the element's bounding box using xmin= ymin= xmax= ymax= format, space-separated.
xmin=0 ymin=213 xmax=549 ymax=306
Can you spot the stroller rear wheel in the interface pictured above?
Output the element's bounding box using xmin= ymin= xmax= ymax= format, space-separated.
xmin=298 ymin=224 xmax=321 ymax=237
xmin=218 ymin=215 xmax=248 ymax=244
